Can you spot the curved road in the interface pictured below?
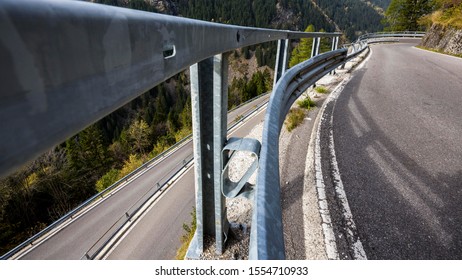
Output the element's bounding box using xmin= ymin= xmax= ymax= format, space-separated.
xmin=106 ymin=106 xmax=267 ymax=259
xmin=326 ymin=41 xmax=462 ymax=259
xmin=17 ymin=93 xmax=269 ymax=260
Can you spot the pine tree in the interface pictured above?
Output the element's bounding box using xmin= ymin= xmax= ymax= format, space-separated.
xmin=289 ymin=25 xmax=315 ymax=67
xmin=128 ymin=119 xmax=151 ymax=155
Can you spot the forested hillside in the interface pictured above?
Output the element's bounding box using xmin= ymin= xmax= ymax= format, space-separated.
xmin=0 ymin=0 xmax=390 ymax=255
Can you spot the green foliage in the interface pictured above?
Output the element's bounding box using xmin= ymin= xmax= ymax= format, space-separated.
xmin=285 ymin=108 xmax=306 ymax=132
xmin=176 ymin=208 xmax=197 ymax=260
xmin=384 ymin=0 xmax=435 ymax=31
xmin=425 ymin=1 xmax=462 ymax=28
xmin=289 ymin=25 xmax=315 ymax=68
xmin=151 ymin=135 xmax=176 ymax=157
xmin=313 ymin=0 xmax=385 ymax=39
xmin=119 ymin=154 xmax=144 ymax=178
xmin=297 ymin=96 xmax=316 ymax=110
xmin=95 ymin=169 xmax=120 ymax=193
xmin=315 ymin=86 xmax=330 ymax=94
xmin=128 ymin=120 xmax=151 ymax=155
xmin=228 ymin=69 xmax=272 ymax=109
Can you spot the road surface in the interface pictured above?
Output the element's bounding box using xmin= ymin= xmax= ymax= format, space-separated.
xmin=322 ymin=41 xmax=462 ymax=259
xmin=18 ymin=94 xmax=269 ymax=260
xmin=105 ymin=105 xmax=267 ymax=259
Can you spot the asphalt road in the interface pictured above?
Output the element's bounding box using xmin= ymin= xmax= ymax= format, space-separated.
xmin=18 ymin=93 xmax=269 ymax=260
xmin=106 ymin=105 xmax=267 ymax=259
xmin=327 ymin=41 xmax=462 ymax=259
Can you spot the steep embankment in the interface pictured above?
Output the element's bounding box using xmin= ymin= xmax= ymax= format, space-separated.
xmin=420 ymin=2 xmax=462 ymax=56
xmin=421 ymin=24 xmax=462 ymax=56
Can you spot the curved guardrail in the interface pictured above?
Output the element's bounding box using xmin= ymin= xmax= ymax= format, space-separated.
xmin=250 ymin=41 xmax=369 ymax=259
xmin=0 ymin=0 xmax=340 ymax=260
xmin=358 ymin=31 xmax=426 ymax=41
xmin=0 ymin=0 xmax=423 ymax=261
xmin=0 ymin=0 xmax=340 ymax=178
xmin=1 ymin=90 xmax=270 ymax=260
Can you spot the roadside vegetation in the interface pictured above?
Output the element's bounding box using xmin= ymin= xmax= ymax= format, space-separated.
xmin=384 ymin=0 xmax=462 ymax=30
xmin=285 ymin=96 xmax=317 ymax=132
xmin=176 ymin=208 xmax=197 ymax=260
xmin=420 ymin=0 xmax=462 ymax=28
xmin=314 ymin=86 xmax=330 ymax=94
xmin=0 ymin=0 xmax=388 ymax=256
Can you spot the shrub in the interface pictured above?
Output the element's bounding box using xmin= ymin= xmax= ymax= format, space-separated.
xmin=297 ymin=96 xmax=316 ymax=110
xmin=285 ymin=108 xmax=306 ymax=132
xmin=95 ymin=169 xmax=120 ymax=193
xmin=314 ymin=86 xmax=329 ymax=94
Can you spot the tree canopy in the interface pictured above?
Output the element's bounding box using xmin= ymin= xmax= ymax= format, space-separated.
xmin=384 ymin=0 xmax=436 ymax=31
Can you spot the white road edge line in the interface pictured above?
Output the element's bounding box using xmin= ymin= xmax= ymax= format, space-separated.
xmin=310 ymin=49 xmax=372 ymax=260
xmin=96 ymin=102 xmax=269 ymax=259
xmin=413 ymin=46 xmax=462 ymax=61
xmin=12 ymin=95 xmax=269 ymax=260
xmin=98 ymin=162 xmax=195 ymax=260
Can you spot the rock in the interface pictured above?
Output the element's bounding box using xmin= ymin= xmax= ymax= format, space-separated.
xmin=421 ymin=23 xmax=462 ymax=55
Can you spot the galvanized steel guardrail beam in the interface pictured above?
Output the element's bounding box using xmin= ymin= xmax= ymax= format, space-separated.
xmin=0 ymin=0 xmax=341 ymax=179
xmin=0 ymin=0 xmax=341 ymax=260
xmin=1 ymin=0 xmax=417 ymax=261
xmin=358 ymin=31 xmax=426 ymax=41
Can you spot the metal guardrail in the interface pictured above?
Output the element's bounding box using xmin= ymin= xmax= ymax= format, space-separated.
xmin=1 ymin=89 xmax=270 ymax=260
xmin=1 ymin=0 xmax=341 ymax=260
xmin=358 ymin=31 xmax=426 ymax=41
xmin=0 ymin=0 xmax=340 ymax=178
xmin=82 ymin=93 xmax=271 ymax=260
xmin=0 ymin=0 xmax=421 ymax=261
xmin=249 ymin=40 xmax=369 ymax=259
xmin=1 ymin=130 xmax=192 ymax=260
xmin=82 ymin=153 xmax=195 ymax=260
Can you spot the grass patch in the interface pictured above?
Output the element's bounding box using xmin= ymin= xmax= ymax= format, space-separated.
xmin=285 ymin=108 xmax=306 ymax=132
xmin=297 ymin=96 xmax=316 ymax=110
xmin=176 ymin=208 xmax=197 ymax=260
xmin=430 ymin=4 xmax=462 ymax=29
xmin=416 ymin=46 xmax=462 ymax=58
xmin=314 ymin=86 xmax=329 ymax=94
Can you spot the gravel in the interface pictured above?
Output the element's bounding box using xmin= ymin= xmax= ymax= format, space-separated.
xmin=199 ymin=48 xmax=370 ymax=260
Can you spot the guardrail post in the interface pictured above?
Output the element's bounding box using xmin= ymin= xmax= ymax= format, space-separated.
xmin=187 ymin=53 xmax=229 ymax=258
xmin=330 ymin=36 xmax=339 ymax=74
xmin=273 ymin=39 xmax=289 ymax=89
xmin=311 ymin=37 xmax=320 ymax=58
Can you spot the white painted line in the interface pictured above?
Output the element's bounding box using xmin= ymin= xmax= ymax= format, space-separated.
xmin=413 ymin=46 xmax=462 ymax=61
xmin=308 ymin=48 xmax=371 ymax=260
xmin=98 ymin=162 xmax=195 ymax=260
xmin=97 ymin=103 xmax=269 ymax=259
xmin=327 ymin=111 xmax=367 ymax=260
xmin=314 ymin=94 xmax=339 ymax=260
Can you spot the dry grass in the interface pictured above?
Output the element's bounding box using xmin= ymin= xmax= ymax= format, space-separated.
xmin=285 ymin=108 xmax=306 ymax=132
xmin=428 ymin=4 xmax=462 ymax=28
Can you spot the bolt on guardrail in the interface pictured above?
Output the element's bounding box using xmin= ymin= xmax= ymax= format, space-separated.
xmin=0 ymin=0 xmax=424 ymax=260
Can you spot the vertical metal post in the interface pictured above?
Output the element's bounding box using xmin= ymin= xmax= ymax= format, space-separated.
xmin=331 ymin=36 xmax=339 ymax=75
xmin=311 ymin=37 xmax=320 ymax=58
xmin=311 ymin=37 xmax=321 ymax=87
xmin=273 ymin=39 xmax=289 ymax=89
xmin=213 ymin=53 xmax=229 ymax=255
xmin=186 ymin=54 xmax=228 ymax=258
